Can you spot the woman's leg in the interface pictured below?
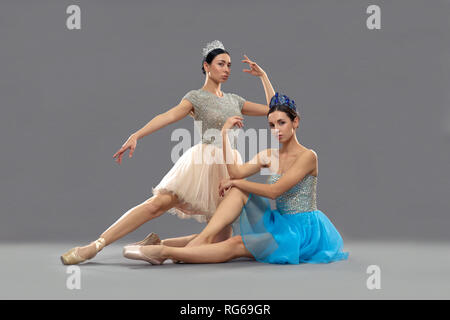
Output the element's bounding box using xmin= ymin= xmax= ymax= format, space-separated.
xmin=158 ymin=222 xmax=232 ymax=247
xmin=76 ymin=193 xmax=179 ymax=259
xmin=160 ymin=234 xmax=198 ymax=247
xmin=186 ymin=187 xmax=249 ymax=247
xmin=141 ymin=236 xmax=254 ymax=264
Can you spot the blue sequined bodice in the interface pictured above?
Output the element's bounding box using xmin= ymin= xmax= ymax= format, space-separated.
xmin=267 ymin=173 xmax=318 ymax=214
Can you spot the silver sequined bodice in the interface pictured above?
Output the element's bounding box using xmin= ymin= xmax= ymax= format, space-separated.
xmin=267 ymin=173 xmax=318 ymax=214
xmin=182 ymin=89 xmax=245 ymax=148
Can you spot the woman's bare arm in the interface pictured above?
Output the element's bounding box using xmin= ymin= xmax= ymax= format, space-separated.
xmin=113 ymin=99 xmax=194 ymax=164
xmin=224 ymin=143 xmax=269 ymax=180
xmin=259 ymin=71 xmax=275 ymax=106
xmin=241 ymin=56 xmax=275 ymax=116
xmin=133 ymin=99 xmax=194 ymax=140
xmin=221 ymin=117 xmax=271 ymax=179
xmin=241 ymin=100 xmax=270 ymax=116
xmin=231 ymin=150 xmax=317 ymax=199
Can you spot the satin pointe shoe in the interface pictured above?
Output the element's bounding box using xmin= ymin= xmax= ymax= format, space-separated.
xmin=60 ymin=237 xmax=106 ymax=265
xmin=122 ymin=233 xmax=181 ymax=264
xmin=122 ymin=245 xmax=166 ymax=265
xmin=123 ymin=232 xmax=161 ymax=250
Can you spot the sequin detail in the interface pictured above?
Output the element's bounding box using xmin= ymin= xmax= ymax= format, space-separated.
xmin=182 ymin=89 xmax=245 ymax=148
xmin=267 ymin=174 xmax=318 ymax=214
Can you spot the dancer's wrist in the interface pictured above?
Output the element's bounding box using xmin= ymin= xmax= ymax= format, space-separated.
xmin=131 ymin=132 xmax=141 ymax=140
xmin=231 ymin=179 xmax=242 ymax=188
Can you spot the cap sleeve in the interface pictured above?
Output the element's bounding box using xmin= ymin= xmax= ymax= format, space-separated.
xmin=181 ymin=90 xmax=200 ymax=107
xmin=181 ymin=90 xmax=200 ymax=117
xmin=231 ymin=93 xmax=246 ymax=111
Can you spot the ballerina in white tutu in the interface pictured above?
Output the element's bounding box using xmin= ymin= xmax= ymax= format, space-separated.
xmin=61 ymin=40 xmax=276 ymax=265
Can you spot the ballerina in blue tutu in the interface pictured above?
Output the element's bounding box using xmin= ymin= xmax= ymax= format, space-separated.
xmin=123 ymin=93 xmax=350 ymax=265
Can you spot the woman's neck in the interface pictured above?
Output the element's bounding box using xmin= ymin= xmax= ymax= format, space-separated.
xmin=279 ymin=133 xmax=303 ymax=155
xmin=202 ymin=79 xmax=222 ymax=96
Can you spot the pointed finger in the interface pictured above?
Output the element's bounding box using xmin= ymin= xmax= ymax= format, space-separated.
xmin=113 ymin=149 xmax=121 ymax=158
xmin=245 ymin=56 xmax=254 ymax=64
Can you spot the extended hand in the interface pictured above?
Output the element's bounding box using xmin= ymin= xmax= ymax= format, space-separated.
xmin=113 ymin=134 xmax=138 ymax=165
xmin=242 ymin=54 xmax=265 ymax=77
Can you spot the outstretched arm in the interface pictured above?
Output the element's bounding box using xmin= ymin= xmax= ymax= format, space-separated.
xmin=113 ymin=99 xmax=194 ymax=164
xmin=133 ymin=99 xmax=194 ymax=140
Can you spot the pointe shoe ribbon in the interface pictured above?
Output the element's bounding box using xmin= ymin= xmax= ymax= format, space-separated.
xmin=94 ymin=237 xmax=106 ymax=251
xmin=60 ymin=237 xmax=106 ymax=265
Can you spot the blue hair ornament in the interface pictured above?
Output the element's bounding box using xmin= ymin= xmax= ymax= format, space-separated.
xmin=269 ymin=92 xmax=296 ymax=111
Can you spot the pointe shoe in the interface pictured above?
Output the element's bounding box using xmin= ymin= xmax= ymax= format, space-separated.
xmin=122 ymin=233 xmax=181 ymax=264
xmin=60 ymin=237 xmax=106 ymax=265
xmin=123 ymin=245 xmax=166 ymax=265
xmin=123 ymin=232 xmax=161 ymax=249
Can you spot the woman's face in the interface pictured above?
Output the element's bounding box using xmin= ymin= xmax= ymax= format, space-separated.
xmin=204 ymin=53 xmax=231 ymax=83
xmin=268 ymin=110 xmax=298 ymax=142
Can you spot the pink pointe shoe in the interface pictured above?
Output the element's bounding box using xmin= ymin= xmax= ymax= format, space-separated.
xmin=122 ymin=232 xmax=181 ymax=264
xmin=123 ymin=245 xmax=166 ymax=265
xmin=123 ymin=232 xmax=161 ymax=249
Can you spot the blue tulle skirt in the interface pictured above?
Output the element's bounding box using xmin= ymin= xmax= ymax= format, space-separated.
xmin=232 ymin=193 xmax=350 ymax=264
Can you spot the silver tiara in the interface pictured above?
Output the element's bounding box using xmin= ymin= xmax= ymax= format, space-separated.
xmin=202 ymin=40 xmax=225 ymax=57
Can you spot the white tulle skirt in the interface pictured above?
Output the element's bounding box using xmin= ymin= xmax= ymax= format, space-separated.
xmin=152 ymin=143 xmax=243 ymax=223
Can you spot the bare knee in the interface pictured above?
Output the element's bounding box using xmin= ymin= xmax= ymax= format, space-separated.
xmin=143 ymin=194 xmax=176 ymax=217
xmin=228 ymin=187 xmax=249 ymax=205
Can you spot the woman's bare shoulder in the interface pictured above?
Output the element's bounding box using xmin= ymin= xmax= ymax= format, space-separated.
xmin=307 ymin=148 xmax=317 ymax=159
xmin=296 ymin=148 xmax=318 ymax=176
xmin=294 ymin=148 xmax=317 ymax=163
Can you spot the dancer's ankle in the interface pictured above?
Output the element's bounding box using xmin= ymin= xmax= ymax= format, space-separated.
xmin=94 ymin=237 xmax=106 ymax=252
xmin=189 ymin=234 xmax=213 ymax=246
xmin=160 ymin=245 xmax=170 ymax=260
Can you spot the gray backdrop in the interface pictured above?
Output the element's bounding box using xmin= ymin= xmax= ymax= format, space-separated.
xmin=1 ymin=0 xmax=449 ymax=244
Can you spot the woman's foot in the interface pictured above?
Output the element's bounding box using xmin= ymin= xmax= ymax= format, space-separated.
xmin=60 ymin=238 xmax=106 ymax=265
xmin=123 ymin=245 xmax=167 ymax=265
xmin=77 ymin=241 xmax=100 ymax=259
xmin=123 ymin=232 xmax=161 ymax=250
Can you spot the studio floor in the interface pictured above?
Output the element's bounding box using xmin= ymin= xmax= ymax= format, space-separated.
xmin=1 ymin=239 xmax=449 ymax=300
